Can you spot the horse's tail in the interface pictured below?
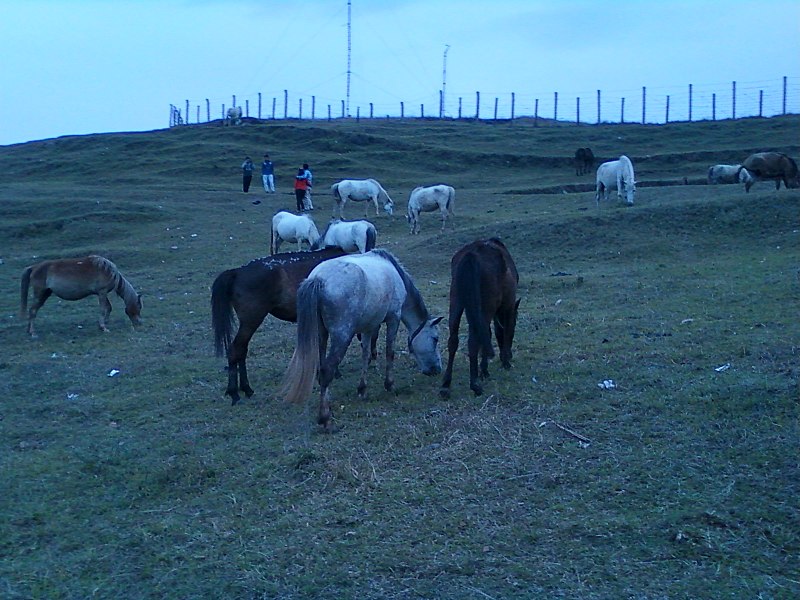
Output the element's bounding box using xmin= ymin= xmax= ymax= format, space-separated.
xmin=19 ymin=266 xmax=33 ymax=318
xmin=447 ymin=186 xmax=456 ymax=215
xmin=456 ymin=253 xmax=494 ymax=359
xmin=211 ymin=269 xmax=237 ymax=358
xmin=365 ymin=225 xmax=377 ymax=252
xmin=331 ymin=182 xmax=341 ymax=200
xmin=270 ymin=222 xmax=275 ymax=255
xmin=281 ymin=278 xmax=323 ymax=404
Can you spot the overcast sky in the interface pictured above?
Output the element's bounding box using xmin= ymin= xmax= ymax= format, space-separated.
xmin=1 ymin=0 xmax=799 ymax=146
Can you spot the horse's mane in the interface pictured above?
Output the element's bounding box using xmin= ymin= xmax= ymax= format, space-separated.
xmin=370 ymin=249 xmax=427 ymax=317
xmin=88 ymin=255 xmax=138 ymax=305
xmin=245 ymin=247 xmax=344 ymax=268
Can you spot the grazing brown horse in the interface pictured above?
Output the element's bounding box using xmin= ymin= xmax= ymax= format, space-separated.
xmin=211 ymin=247 xmax=347 ymax=405
xmin=20 ymin=255 xmax=142 ymax=338
xmin=574 ymin=147 xmax=595 ymax=176
xmin=440 ymin=238 xmax=520 ymax=398
xmin=740 ymin=152 xmax=800 ymax=192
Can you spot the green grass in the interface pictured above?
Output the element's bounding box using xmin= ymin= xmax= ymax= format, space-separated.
xmin=1 ymin=115 xmax=798 ymax=599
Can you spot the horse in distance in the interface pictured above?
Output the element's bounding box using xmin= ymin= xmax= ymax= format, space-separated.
xmin=311 ymin=219 xmax=377 ymax=254
xmin=226 ymin=106 xmax=242 ymax=126
xmin=270 ymin=211 xmax=321 ymax=254
xmin=211 ymin=247 xmax=347 ymax=405
xmin=596 ymin=155 xmax=636 ymax=206
xmin=739 ymin=152 xmax=800 ymax=192
xmin=281 ymin=249 xmax=442 ymax=430
xmin=20 ymin=255 xmax=142 ymax=338
xmin=574 ymin=147 xmax=595 ymax=175
xmin=439 ymin=239 xmax=520 ymax=399
xmin=331 ymin=178 xmax=394 ymax=219
xmin=708 ymin=164 xmax=753 ymax=185
xmin=406 ymin=184 xmax=456 ymax=234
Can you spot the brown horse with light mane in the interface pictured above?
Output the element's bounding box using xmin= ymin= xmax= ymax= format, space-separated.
xmin=740 ymin=152 xmax=800 ymax=192
xmin=440 ymin=238 xmax=521 ymax=398
xmin=20 ymin=255 xmax=142 ymax=338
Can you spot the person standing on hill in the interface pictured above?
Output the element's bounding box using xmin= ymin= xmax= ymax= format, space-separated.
xmin=301 ymin=163 xmax=314 ymax=210
xmin=241 ymin=157 xmax=255 ymax=193
xmin=261 ymin=154 xmax=275 ymax=193
xmin=294 ymin=167 xmax=308 ymax=212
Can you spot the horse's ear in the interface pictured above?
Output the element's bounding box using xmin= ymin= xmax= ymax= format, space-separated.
xmin=430 ymin=316 xmax=444 ymax=327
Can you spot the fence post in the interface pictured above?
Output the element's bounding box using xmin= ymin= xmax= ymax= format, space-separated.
xmin=356 ymin=106 xmax=360 ymax=122
xmin=245 ymin=99 xmax=249 ymax=117
xmin=783 ymin=75 xmax=787 ymax=114
xmin=222 ymin=104 xmax=225 ymax=120
xmin=712 ymin=93 xmax=716 ymax=120
xmin=206 ymin=98 xmax=210 ymax=122
xmin=341 ymin=100 xmax=345 ymax=118
xmin=370 ymin=102 xmax=373 ymax=118
xmin=258 ymin=93 xmax=262 ymax=119
xmin=665 ymin=95 xmax=670 ymax=123
xmin=312 ymin=96 xmax=316 ymax=119
xmin=196 ymin=105 xmax=200 ymax=123
xmin=493 ymin=97 xmax=498 ymax=120
xmin=620 ymin=97 xmax=625 ymax=123
xmin=476 ymin=91 xmax=480 ymax=119
xmin=328 ymin=104 xmax=331 ymax=121
xmin=597 ymin=89 xmax=601 ymax=124
xmin=272 ymin=98 xmax=276 ymax=119
xmin=299 ymin=98 xmax=302 ymax=119
xmin=641 ymin=86 xmax=646 ymax=123
xmin=576 ymin=97 xmax=580 ymax=124
xmin=420 ymin=104 xmax=424 ymax=118
xmin=458 ymin=97 xmax=462 ymax=119
xmin=759 ymin=90 xmax=763 ymax=117
xmin=400 ymin=101 xmax=404 ymax=118
xmin=439 ymin=90 xmax=443 ymax=118
xmin=185 ymin=100 xmax=189 ymax=124
xmin=511 ymin=92 xmax=515 ymax=120
xmin=284 ymin=90 xmax=288 ymax=119
xmin=688 ymin=84 xmax=693 ymax=122
xmin=732 ymin=81 xmax=736 ymax=119
xmin=534 ymin=98 xmax=539 ymax=127
xmin=554 ymin=91 xmax=558 ymax=120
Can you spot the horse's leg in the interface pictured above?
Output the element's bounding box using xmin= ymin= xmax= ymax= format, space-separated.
xmin=226 ymin=317 xmax=265 ymax=404
xmin=440 ymin=207 xmax=447 ymax=232
xmin=439 ymin=307 xmax=463 ymax=398
xmin=357 ymin=331 xmax=373 ymax=400
xmin=98 ymin=293 xmax=112 ymax=332
xmin=383 ymin=318 xmax=400 ymax=392
xmin=318 ymin=333 xmax=352 ymax=430
xmin=27 ymin=288 xmax=52 ymax=338
xmin=467 ymin=325 xmax=484 ymax=396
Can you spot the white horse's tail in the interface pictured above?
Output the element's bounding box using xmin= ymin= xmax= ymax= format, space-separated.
xmin=331 ymin=182 xmax=341 ymax=200
xmin=447 ymin=186 xmax=456 ymax=215
xmin=281 ymin=278 xmax=323 ymax=404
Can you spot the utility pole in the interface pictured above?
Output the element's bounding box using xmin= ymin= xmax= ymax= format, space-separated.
xmin=346 ymin=0 xmax=352 ymax=117
xmin=441 ymin=44 xmax=450 ymax=117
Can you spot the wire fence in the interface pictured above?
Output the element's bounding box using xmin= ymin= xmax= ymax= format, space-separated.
xmin=170 ymin=76 xmax=799 ymax=127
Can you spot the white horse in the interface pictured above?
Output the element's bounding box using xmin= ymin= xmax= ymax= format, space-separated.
xmin=226 ymin=106 xmax=242 ymax=126
xmin=270 ymin=211 xmax=321 ymax=254
xmin=331 ymin=179 xmax=394 ymax=219
xmin=312 ymin=219 xmax=377 ymax=254
xmin=406 ymin=184 xmax=456 ymax=234
xmin=708 ymin=164 xmax=752 ymax=185
xmin=595 ymin=155 xmax=636 ymax=206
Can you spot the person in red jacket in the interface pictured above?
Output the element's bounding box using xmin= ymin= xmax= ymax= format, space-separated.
xmin=294 ymin=167 xmax=308 ymax=212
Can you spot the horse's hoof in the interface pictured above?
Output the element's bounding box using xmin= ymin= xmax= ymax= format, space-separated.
xmin=241 ymin=386 xmax=255 ymax=397
xmin=439 ymin=388 xmax=451 ymax=399
xmin=470 ymin=384 xmax=484 ymax=396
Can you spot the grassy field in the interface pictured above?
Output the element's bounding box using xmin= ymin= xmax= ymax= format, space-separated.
xmin=0 ymin=115 xmax=798 ymax=599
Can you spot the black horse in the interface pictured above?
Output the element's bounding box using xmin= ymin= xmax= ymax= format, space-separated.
xmin=440 ymin=238 xmax=521 ymax=398
xmin=211 ymin=247 xmax=347 ymax=404
xmin=574 ymin=147 xmax=595 ymax=176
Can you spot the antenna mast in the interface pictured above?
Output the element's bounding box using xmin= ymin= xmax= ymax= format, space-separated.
xmin=346 ymin=0 xmax=352 ymax=117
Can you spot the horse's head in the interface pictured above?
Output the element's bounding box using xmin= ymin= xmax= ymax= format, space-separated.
xmin=408 ymin=316 xmax=443 ymax=375
xmin=125 ymin=294 xmax=143 ymax=327
xmin=498 ymin=298 xmax=521 ymax=369
xmin=383 ymin=201 xmax=394 ymax=216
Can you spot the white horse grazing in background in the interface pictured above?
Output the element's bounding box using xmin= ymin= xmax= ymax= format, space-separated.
xmin=271 ymin=211 xmax=320 ymax=254
xmin=312 ymin=219 xmax=377 ymax=254
xmin=407 ymin=184 xmax=456 ymax=234
xmin=596 ymin=155 xmax=636 ymax=206
xmin=226 ymin=106 xmax=242 ymax=126
xmin=331 ymin=179 xmax=394 ymax=219
xmin=708 ymin=164 xmax=752 ymax=185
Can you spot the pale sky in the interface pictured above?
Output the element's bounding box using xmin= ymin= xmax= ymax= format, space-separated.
xmin=1 ymin=0 xmax=799 ymax=146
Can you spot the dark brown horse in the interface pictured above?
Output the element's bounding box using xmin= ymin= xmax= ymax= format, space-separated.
xmin=740 ymin=152 xmax=800 ymax=192
xmin=20 ymin=255 xmax=142 ymax=338
xmin=440 ymin=238 xmax=520 ymax=398
xmin=211 ymin=247 xmax=347 ymax=404
xmin=574 ymin=147 xmax=595 ymax=176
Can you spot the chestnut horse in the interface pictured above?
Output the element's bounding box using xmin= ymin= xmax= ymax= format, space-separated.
xmin=211 ymin=247 xmax=347 ymax=404
xmin=440 ymin=238 xmax=520 ymax=398
xmin=20 ymin=255 xmax=142 ymax=338
xmin=740 ymin=152 xmax=800 ymax=192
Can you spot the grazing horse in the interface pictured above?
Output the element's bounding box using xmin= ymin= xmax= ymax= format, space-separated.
xmin=708 ymin=164 xmax=753 ymax=185
xmin=270 ymin=211 xmax=321 ymax=254
xmin=331 ymin=178 xmax=394 ymax=219
xmin=282 ymin=249 xmax=442 ymax=430
xmin=226 ymin=106 xmax=242 ymax=126
xmin=739 ymin=152 xmax=800 ymax=192
xmin=596 ymin=155 xmax=636 ymax=206
xmin=211 ymin=247 xmax=347 ymax=404
xmin=311 ymin=219 xmax=377 ymax=253
xmin=439 ymin=239 xmax=520 ymax=398
xmin=406 ymin=184 xmax=456 ymax=234
xmin=20 ymin=255 xmax=142 ymax=338
xmin=574 ymin=147 xmax=595 ymax=176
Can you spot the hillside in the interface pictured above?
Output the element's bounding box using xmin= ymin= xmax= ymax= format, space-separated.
xmin=0 ymin=116 xmax=798 ymax=599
